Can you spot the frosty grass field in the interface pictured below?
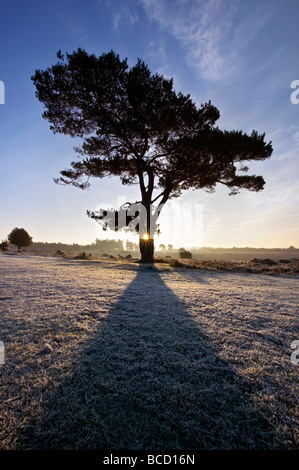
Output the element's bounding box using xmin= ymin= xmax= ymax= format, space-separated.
xmin=0 ymin=252 xmax=298 ymax=450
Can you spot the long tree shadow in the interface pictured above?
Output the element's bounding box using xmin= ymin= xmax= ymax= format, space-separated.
xmin=18 ymin=265 xmax=281 ymax=450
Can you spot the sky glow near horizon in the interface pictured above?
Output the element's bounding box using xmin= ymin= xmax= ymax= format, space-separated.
xmin=0 ymin=0 xmax=298 ymax=249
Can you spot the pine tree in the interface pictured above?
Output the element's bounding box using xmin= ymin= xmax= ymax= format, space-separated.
xmin=32 ymin=49 xmax=272 ymax=262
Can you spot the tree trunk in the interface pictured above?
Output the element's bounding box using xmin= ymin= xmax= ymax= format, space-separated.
xmin=139 ymin=237 xmax=154 ymax=263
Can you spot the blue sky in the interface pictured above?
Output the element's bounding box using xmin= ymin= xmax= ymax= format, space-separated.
xmin=0 ymin=0 xmax=298 ymax=248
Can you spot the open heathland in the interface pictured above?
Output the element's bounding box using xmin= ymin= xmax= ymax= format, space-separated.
xmin=0 ymin=253 xmax=298 ymax=450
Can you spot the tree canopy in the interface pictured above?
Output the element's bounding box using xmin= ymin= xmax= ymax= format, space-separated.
xmin=8 ymin=227 xmax=33 ymax=251
xmin=32 ymin=48 xmax=273 ymax=261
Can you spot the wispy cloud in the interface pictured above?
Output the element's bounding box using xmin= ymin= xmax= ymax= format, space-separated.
xmin=103 ymin=0 xmax=139 ymax=30
xmin=140 ymin=0 xmax=276 ymax=82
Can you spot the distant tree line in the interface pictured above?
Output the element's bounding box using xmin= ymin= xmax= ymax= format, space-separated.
xmin=25 ymin=238 xmax=133 ymax=254
xmin=1 ymin=233 xmax=177 ymax=254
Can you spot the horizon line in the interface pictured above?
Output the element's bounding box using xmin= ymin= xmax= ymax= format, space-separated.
xmin=11 ymin=239 xmax=298 ymax=251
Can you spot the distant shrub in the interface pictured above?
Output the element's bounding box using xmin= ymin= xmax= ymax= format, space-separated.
xmin=0 ymin=240 xmax=9 ymax=251
xmin=8 ymin=227 xmax=33 ymax=251
xmin=74 ymin=251 xmax=92 ymax=260
xmin=179 ymin=248 xmax=192 ymax=259
xmin=251 ymin=258 xmax=277 ymax=266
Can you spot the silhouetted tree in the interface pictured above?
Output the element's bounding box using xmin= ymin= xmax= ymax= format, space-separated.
xmin=0 ymin=240 xmax=9 ymax=251
xmin=32 ymin=49 xmax=273 ymax=262
xmin=8 ymin=228 xmax=33 ymax=251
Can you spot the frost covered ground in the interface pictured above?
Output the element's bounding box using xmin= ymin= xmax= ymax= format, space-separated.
xmin=0 ymin=253 xmax=298 ymax=450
